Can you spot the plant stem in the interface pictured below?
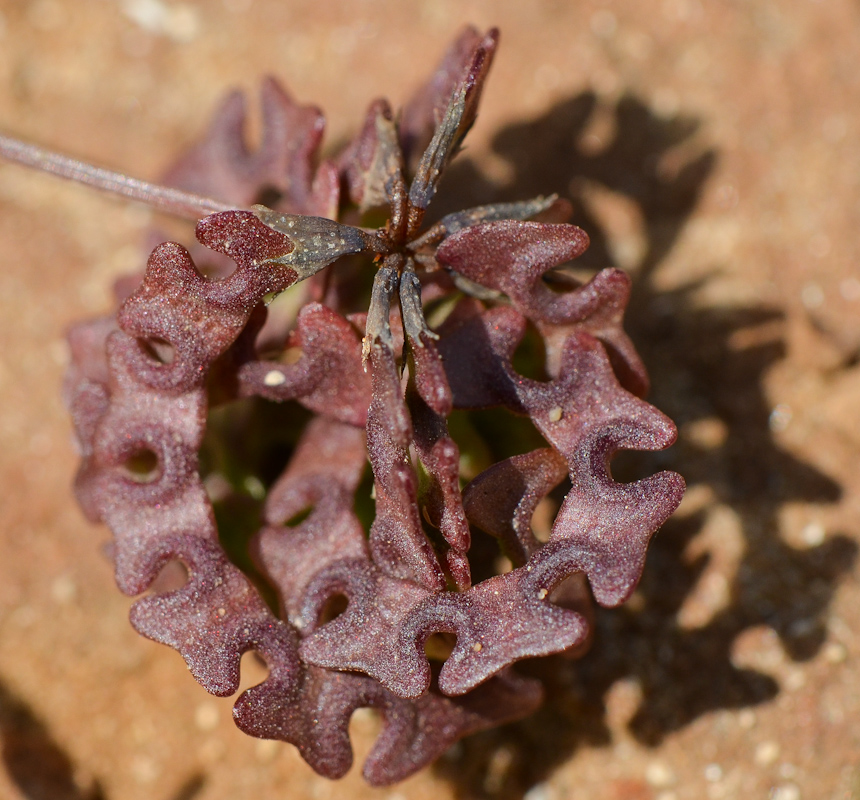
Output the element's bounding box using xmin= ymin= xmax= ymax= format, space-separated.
xmin=0 ymin=132 xmax=233 ymax=220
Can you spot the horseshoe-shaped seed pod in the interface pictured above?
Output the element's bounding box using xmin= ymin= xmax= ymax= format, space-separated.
xmin=1 ymin=24 xmax=683 ymax=786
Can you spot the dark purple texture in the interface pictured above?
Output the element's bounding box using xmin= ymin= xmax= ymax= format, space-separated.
xmin=64 ymin=25 xmax=684 ymax=785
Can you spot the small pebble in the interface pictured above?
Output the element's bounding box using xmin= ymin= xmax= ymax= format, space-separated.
xmin=770 ymin=784 xmax=800 ymax=800
xmin=738 ymin=709 xmax=757 ymax=729
xmin=645 ymin=761 xmax=676 ymax=788
xmin=524 ymin=784 xmax=553 ymax=800
xmin=823 ymin=642 xmax=847 ymax=664
xmin=194 ymin=702 xmax=219 ymax=732
xmin=51 ymin=575 xmax=77 ymax=605
xmin=800 ymin=522 xmax=825 ymax=547
xmin=755 ymin=741 xmax=780 ymax=766
xmin=255 ymin=739 xmax=280 ymax=763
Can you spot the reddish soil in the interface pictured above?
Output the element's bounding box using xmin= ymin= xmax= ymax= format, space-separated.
xmin=1 ymin=1 xmax=859 ymax=799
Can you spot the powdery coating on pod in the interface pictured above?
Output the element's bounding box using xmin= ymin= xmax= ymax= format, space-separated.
xmin=436 ymin=219 xmax=650 ymax=395
xmin=60 ymin=25 xmax=685 ymax=785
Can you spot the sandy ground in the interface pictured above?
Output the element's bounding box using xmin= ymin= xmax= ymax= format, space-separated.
xmin=0 ymin=1 xmax=859 ymax=799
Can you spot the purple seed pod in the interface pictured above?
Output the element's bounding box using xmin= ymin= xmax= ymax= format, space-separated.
xmin=3 ymin=24 xmax=684 ymax=786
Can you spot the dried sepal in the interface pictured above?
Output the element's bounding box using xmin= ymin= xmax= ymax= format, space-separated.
xmin=338 ymin=99 xmax=407 ymax=228
xmin=399 ymin=26 xmax=498 ymax=172
xmin=251 ymin=206 xmax=372 ymax=280
xmin=399 ymin=268 xmax=440 ymax=352
xmin=407 ymin=29 xmax=499 ymax=234
xmin=362 ymin=262 xmax=399 ymax=360
xmin=409 ymin=194 xmax=560 ymax=250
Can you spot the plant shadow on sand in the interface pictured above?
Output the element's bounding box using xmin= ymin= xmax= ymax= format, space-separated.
xmin=431 ymin=90 xmax=857 ymax=799
xmin=1 ymin=90 xmax=854 ymax=800
xmin=0 ymin=678 xmax=205 ymax=800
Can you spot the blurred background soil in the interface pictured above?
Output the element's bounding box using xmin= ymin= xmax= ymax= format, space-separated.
xmin=1 ymin=1 xmax=859 ymax=798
